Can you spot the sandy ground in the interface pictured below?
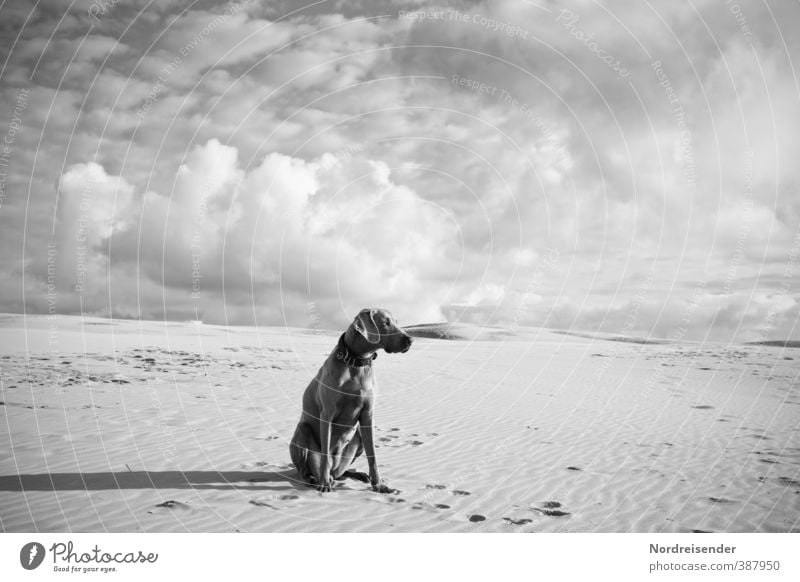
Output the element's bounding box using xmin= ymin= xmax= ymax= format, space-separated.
xmin=1 ymin=314 xmax=798 ymax=532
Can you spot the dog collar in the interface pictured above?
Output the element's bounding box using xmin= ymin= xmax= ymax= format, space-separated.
xmin=334 ymin=333 xmax=377 ymax=368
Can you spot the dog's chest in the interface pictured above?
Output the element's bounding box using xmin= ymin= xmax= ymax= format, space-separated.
xmin=338 ymin=377 xmax=374 ymax=403
xmin=333 ymin=375 xmax=374 ymax=420
xmin=340 ymin=365 xmax=375 ymax=394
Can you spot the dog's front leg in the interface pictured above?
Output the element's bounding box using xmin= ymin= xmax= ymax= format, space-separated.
xmin=359 ymin=403 xmax=396 ymax=494
xmin=318 ymin=414 xmax=335 ymax=492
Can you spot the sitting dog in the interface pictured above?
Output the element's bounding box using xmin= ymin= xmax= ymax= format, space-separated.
xmin=289 ymin=308 xmax=413 ymax=493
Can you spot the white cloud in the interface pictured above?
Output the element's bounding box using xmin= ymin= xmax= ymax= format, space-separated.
xmin=59 ymin=140 xmax=460 ymax=327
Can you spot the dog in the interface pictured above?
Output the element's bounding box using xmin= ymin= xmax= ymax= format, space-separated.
xmin=289 ymin=308 xmax=413 ymax=493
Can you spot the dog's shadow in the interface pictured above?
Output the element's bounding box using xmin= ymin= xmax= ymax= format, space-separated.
xmin=0 ymin=469 xmax=303 ymax=492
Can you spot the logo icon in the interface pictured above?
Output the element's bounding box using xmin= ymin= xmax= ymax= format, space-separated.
xmin=20 ymin=542 xmax=46 ymax=570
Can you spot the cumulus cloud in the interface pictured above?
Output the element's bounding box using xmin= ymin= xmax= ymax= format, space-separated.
xmin=35 ymin=139 xmax=458 ymax=326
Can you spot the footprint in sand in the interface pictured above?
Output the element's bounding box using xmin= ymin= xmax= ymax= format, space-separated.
xmin=503 ymin=517 xmax=533 ymax=525
xmin=692 ymin=405 xmax=714 ymax=410
xmin=422 ymin=484 xmax=471 ymax=497
xmin=468 ymin=514 xmax=486 ymax=523
xmin=250 ymin=494 xmax=301 ymax=509
xmin=566 ymin=466 xmax=582 ymax=471
xmin=778 ymin=477 xmax=800 ymax=488
xmin=707 ymin=497 xmax=734 ymax=504
xmin=369 ymin=496 xmax=406 ymax=504
xmin=531 ymin=501 xmax=571 ymax=517
xmin=375 ymin=428 xmax=425 ymax=448
xmin=154 ymin=500 xmax=191 ymax=510
xmin=410 ymin=502 xmax=451 ymax=511
xmin=534 ymin=508 xmax=571 ymax=517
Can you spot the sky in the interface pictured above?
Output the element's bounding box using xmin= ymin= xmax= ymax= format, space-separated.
xmin=0 ymin=0 xmax=798 ymax=342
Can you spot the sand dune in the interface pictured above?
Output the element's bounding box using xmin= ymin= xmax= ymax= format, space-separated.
xmin=1 ymin=314 xmax=798 ymax=532
xmin=746 ymin=340 xmax=800 ymax=349
xmin=405 ymin=322 xmax=517 ymax=341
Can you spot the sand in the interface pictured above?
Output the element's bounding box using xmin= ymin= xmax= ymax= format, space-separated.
xmin=1 ymin=313 xmax=798 ymax=532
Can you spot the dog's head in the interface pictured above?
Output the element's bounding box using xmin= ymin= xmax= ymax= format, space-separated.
xmin=352 ymin=308 xmax=413 ymax=354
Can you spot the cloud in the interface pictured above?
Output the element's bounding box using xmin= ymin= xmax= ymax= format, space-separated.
xmin=1 ymin=0 xmax=798 ymax=341
xmin=30 ymin=139 xmax=458 ymax=326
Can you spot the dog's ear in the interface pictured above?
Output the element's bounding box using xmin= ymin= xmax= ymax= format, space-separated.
xmin=353 ymin=308 xmax=381 ymax=344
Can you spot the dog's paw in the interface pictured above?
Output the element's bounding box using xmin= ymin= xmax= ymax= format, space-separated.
xmin=317 ymin=477 xmax=335 ymax=493
xmin=372 ymin=482 xmax=398 ymax=495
